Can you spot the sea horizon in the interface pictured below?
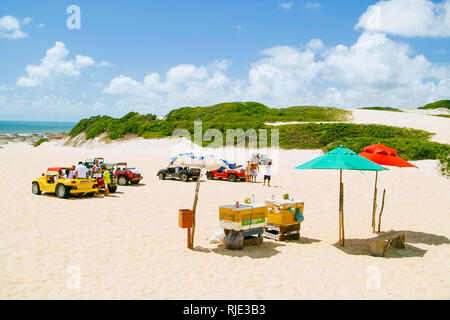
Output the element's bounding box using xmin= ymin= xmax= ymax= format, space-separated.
xmin=0 ymin=120 xmax=77 ymax=135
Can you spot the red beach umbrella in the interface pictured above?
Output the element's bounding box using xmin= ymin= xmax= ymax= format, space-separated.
xmin=359 ymin=144 xmax=417 ymax=168
xmin=359 ymin=144 xmax=417 ymax=232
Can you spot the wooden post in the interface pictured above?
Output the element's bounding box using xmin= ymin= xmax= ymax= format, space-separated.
xmin=377 ymin=189 xmax=386 ymax=233
xmin=371 ymin=171 xmax=378 ymax=233
xmin=190 ymin=166 xmax=203 ymax=249
xmin=187 ymin=228 xmax=191 ymax=249
xmin=338 ymin=171 xmax=341 ymax=245
xmin=339 ymin=169 xmax=345 ymax=246
xmin=341 ymin=180 xmax=345 ymax=246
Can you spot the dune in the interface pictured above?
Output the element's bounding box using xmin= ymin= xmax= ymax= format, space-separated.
xmin=265 ymin=109 xmax=450 ymax=144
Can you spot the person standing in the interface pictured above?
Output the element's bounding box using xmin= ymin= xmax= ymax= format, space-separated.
xmin=245 ymin=161 xmax=251 ymax=183
xmin=74 ymin=161 xmax=89 ymax=179
xmin=92 ymin=159 xmax=104 ymax=190
xmin=262 ymin=161 xmax=272 ymax=187
xmin=92 ymin=159 xmax=101 ymax=178
xmin=102 ymin=166 xmax=111 ymax=197
xmin=251 ymin=162 xmax=259 ymax=183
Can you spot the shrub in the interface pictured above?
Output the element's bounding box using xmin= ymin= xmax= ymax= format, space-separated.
xmin=33 ymin=138 xmax=49 ymax=147
xmin=418 ymin=100 xmax=450 ymax=110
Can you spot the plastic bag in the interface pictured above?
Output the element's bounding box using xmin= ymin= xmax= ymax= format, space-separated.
xmin=224 ymin=230 xmax=244 ymax=250
xmin=295 ymin=208 xmax=304 ymax=223
xmin=209 ymin=230 xmax=225 ymax=244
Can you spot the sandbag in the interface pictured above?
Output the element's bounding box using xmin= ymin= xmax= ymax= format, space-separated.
xmin=224 ymin=230 xmax=244 ymax=250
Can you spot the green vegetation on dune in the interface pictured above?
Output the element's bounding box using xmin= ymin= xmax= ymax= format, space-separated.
xmin=33 ymin=138 xmax=49 ymax=147
xmin=69 ymin=101 xmax=449 ymax=176
xmin=70 ymin=102 xmax=352 ymax=140
xmin=165 ymin=102 xmax=351 ymax=122
xmin=433 ymin=114 xmax=450 ymax=118
xmin=275 ymin=123 xmax=432 ymax=151
xmin=359 ymin=107 xmax=403 ymax=112
xmin=70 ymin=112 xmax=158 ymax=139
xmin=418 ymin=100 xmax=450 ymax=110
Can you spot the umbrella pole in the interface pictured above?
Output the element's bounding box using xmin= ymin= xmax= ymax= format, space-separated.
xmin=371 ymin=171 xmax=378 ymax=233
xmin=190 ymin=167 xmax=203 ymax=249
xmin=339 ymin=169 xmax=345 ymax=246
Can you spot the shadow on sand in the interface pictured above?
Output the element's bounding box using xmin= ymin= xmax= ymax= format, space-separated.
xmin=122 ymin=183 xmax=147 ymax=187
xmin=40 ymin=191 xmax=121 ymax=200
xmin=290 ymin=237 xmax=321 ymax=245
xmin=333 ymin=230 xmax=449 ymax=259
xmin=194 ymin=241 xmax=286 ymax=259
xmin=193 ymin=236 xmax=321 ymax=258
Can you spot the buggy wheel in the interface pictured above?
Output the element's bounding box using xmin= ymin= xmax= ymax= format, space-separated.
xmin=158 ymin=173 xmax=165 ymax=180
xmin=228 ymin=173 xmax=238 ymax=182
xmin=32 ymin=182 xmax=41 ymax=195
xmin=206 ymin=172 xmax=214 ymax=180
xmin=118 ymin=175 xmax=129 ymax=186
xmin=56 ymin=184 xmax=69 ymax=199
xmin=180 ymin=173 xmax=189 ymax=182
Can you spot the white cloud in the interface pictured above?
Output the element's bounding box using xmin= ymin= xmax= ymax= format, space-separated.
xmin=103 ymin=33 xmax=450 ymax=114
xmin=23 ymin=17 xmax=32 ymax=25
xmin=306 ymin=2 xmax=322 ymax=10
xmin=104 ymin=60 xmax=244 ymax=114
xmin=356 ymin=0 xmax=450 ymax=37
xmin=279 ymin=2 xmax=294 ymax=11
xmin=97 ymin=60 xmax=113 ymax=67
xmin=306 ymin=38 xmax=324 ymax=51
xmin=0 ymin=85 xmax=14 ymax=91
xmin=36 ymin=23 xmax=45 ymax=28
xmin=16 ymin=41 xmax=97 ymax=87
xmin=92 ymin=98 xmax=105 ymax=111
xmin=0 ymin=15 xmax=28 ymax=39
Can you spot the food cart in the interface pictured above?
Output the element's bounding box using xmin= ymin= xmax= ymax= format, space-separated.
xmin=219 ymin=203 xmax=267 ymax=247
xmin=263 ymin=199 xmax=304 ymax=241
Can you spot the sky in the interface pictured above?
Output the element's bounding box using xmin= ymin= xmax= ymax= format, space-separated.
xmin=0 ymin=0 xmax=449 ymax=121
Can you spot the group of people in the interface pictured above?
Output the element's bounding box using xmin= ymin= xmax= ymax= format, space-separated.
xmin=59 ymin=159 xmax=112 ymax=197
xmin=245 ymin=160 xmax=272 ymax=187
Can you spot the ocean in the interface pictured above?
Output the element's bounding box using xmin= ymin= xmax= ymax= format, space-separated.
xmin=0 ymin=121 xmax=76 ymax=135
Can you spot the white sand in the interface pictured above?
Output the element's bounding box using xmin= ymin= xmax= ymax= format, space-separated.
xmin=0 ymin=110 xmax=449 ymax=300
xmin=0 ymin=137 xmax=449 ymax=300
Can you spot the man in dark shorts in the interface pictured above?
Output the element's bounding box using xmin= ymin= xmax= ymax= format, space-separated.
xmin=262 ymin=161 xmax=272 ymax=187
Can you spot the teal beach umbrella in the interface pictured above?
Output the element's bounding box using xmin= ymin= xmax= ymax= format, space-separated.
xmin=295 ymin=146 xmax=388 ymax=246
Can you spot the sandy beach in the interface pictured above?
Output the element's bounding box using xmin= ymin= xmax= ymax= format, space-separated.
xmin=0 ymin=110 xmax=449 ymax=300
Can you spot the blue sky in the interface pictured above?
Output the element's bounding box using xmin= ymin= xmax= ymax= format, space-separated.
xmin=0 ymin=0 xmax=449 ymax=121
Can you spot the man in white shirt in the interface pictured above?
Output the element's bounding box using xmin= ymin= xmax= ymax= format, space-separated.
xmin=74 ymin=161 xmax=89 ymax=179
xmin=262 ymin=161 xmax=272 ymax=187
